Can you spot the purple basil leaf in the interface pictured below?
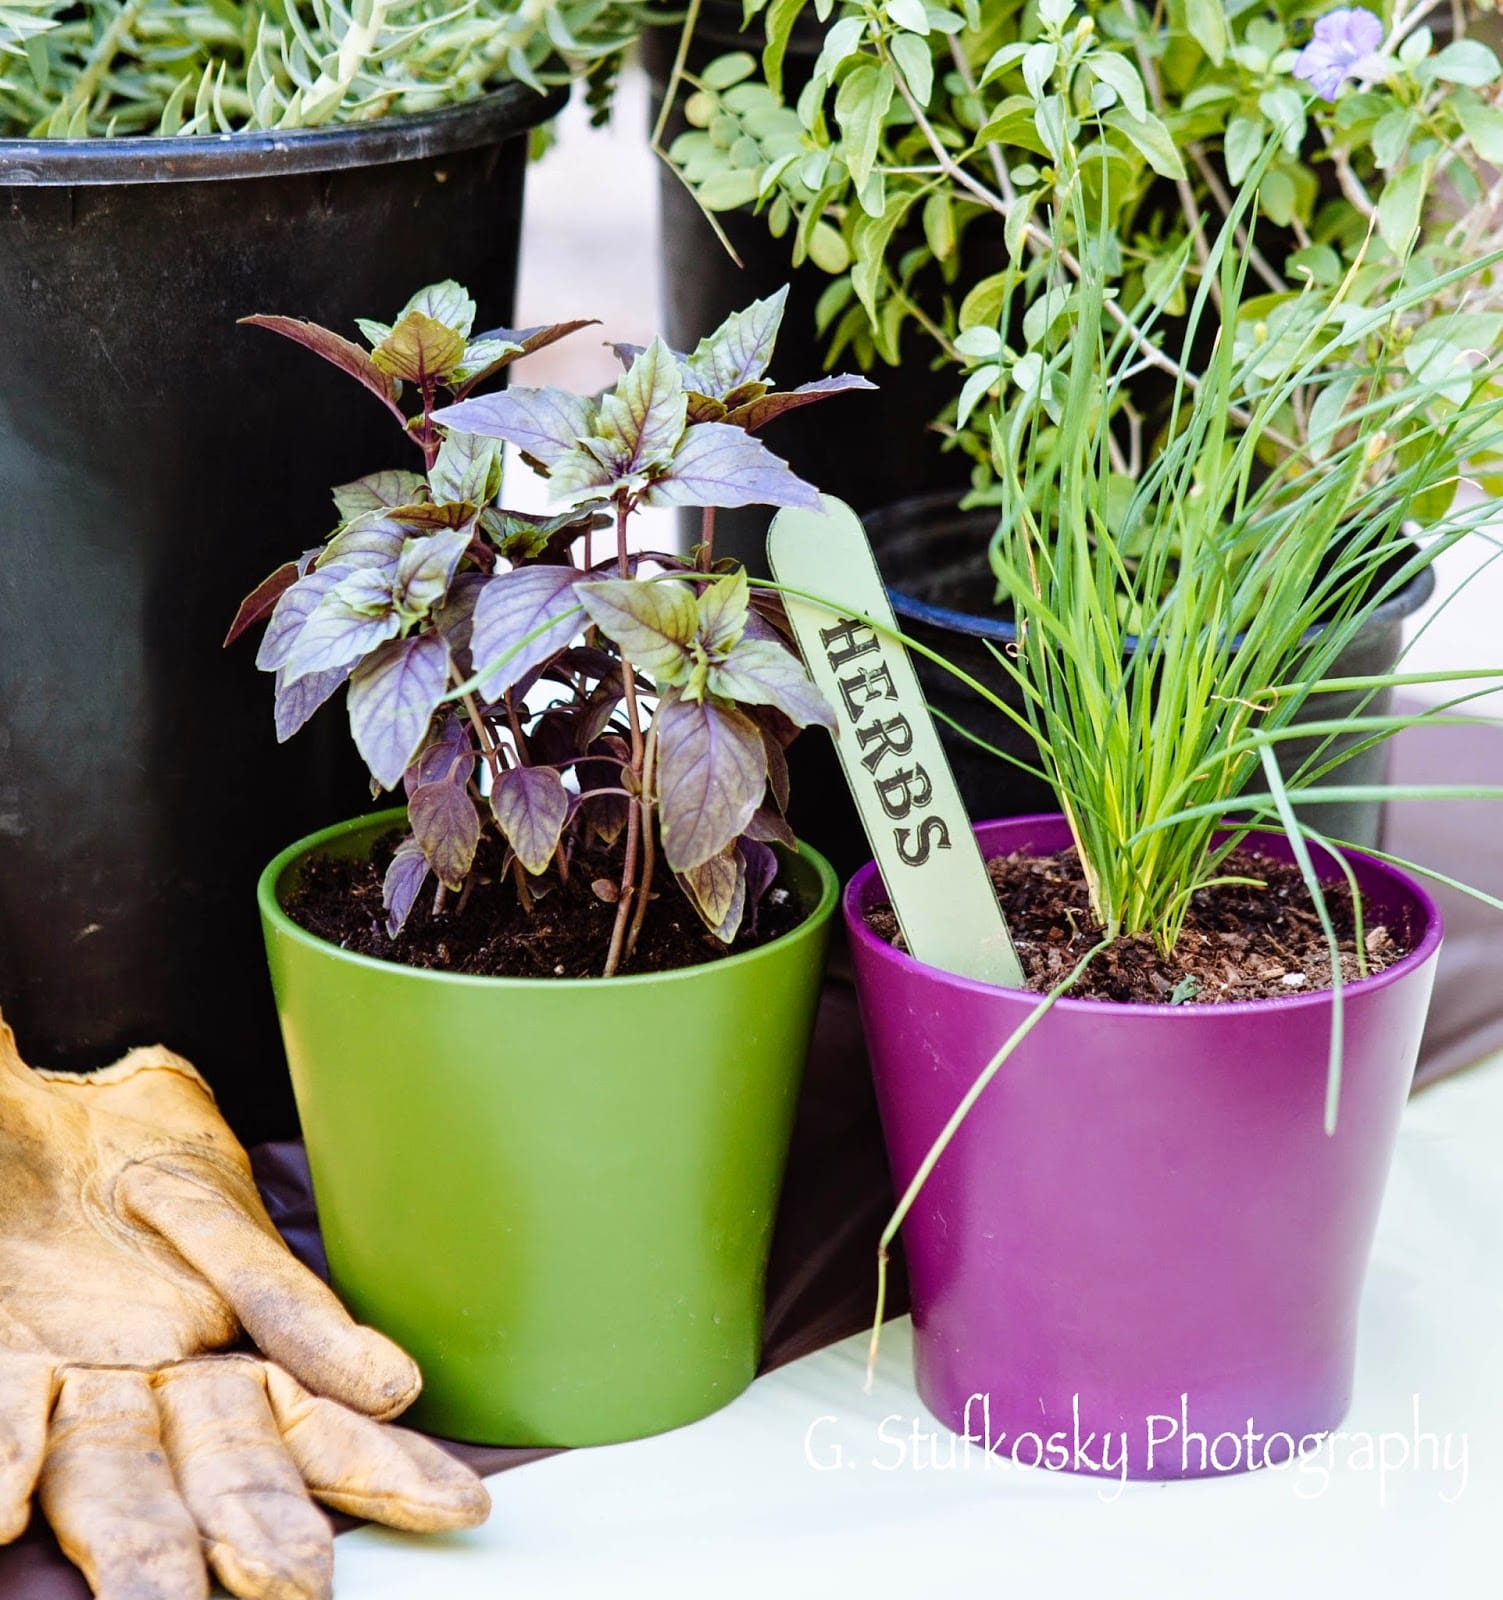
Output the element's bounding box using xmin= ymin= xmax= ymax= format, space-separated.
xmin=740 ymin=837 xmax=781 ymax=933
xmin=594 ymin=338 xmax=688 ymax=474
xmin=469 ymin=565 xmax=584 ymax=699
xmin=241 ymin=315 xmax=402 ymax=419
xmin=576 ymin=577 xmax=698 ymax=677
xmin=399 ymin=279 xmax=476 ymax=336
xmin=642 ymin=423 xmax=822 ymax=512
xmin=528 ymin=710 xmax=583 ymax=770
xmin=654 ymin=689 xmax=767 ymax=873
xmin=383 ymin=836 xmax=431 ymax=938
xmin=683 ymin=286 xmax=789 ymax=398
xmin=409 ymin=776 xmax=482 ymax=890
xmin=678 ymin=845 xmax=747 ymax=943
xmin=272 ymin=661 xmax=351 ymax=743
xmin=428 ymin=431 xmax=503 ymax=506
xmin=685 ymin=392 xmax=729 ymax=424
xmin=744 ymin=806 xmax=797 ymax=848
xmin=490 ymin=765 xmax=570 ymax=875
xmin=725 ymin=373 xmax=878 ymax=433
xmin=347 ymin=633 xmax=450 ymax=791
xmin=226 ymin=561 xmax=299 ymax=649
xmin=609 ymin=341 xmax=647 ymax=369
xmin=394 ymin=525 xmax=474 ymax=618
xmin=708 ymin=638 xmax=837 ymax=730
xmin=371 ymin=312 xmax=467 ymax=388
xmin=452 ymin=319 xmax=599 ymax=395
xmin=403 ymin=714 xmax=474 ymax=796
xmin=256 ymin=566 xmax=350 ymax=673
xmin=432 ymin=386 xmax=596 ymax=468
xmin=318 ymin=514 xmax=408 ymax=573
xmin=331 ymin=470 xmax=429 ymax=522
xmin=696 ymin=568 xmax=749 ymax=655
xmin=577 ymin=671 xmax=625 ymax=748
xmin=433 ymin=571 xmax=487 ymax=674
xmin=579 ymin=786 xmax=630 ymax=847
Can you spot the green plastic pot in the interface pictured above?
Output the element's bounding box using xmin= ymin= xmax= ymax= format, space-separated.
xmin=257 ymin=809 xmax=837 ymax=1445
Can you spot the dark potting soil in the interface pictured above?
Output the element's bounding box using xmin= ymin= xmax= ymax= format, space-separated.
xmin=283 ymin=831 xmax=807 ymax=979
xmin=866 ymin=847 xmax=1412 ymax=1004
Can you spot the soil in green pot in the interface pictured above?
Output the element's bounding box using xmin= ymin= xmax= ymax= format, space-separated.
xmin=866 ymin=847 xmax=1412 ymax=1005
xmin=284 ymin=829 xmax=807 ymax=978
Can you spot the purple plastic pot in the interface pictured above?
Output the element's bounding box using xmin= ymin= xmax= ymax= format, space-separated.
xmin=845 ymin=815 xmax=1442 ymax=1481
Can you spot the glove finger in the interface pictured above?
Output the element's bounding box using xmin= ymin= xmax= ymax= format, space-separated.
xmin=119 ymin=1160 xmax=420 ymax=1420
xmin=38 ymin=1367 xmax=207 ymax=1600
xmin=154 ymin=1359 xmax=333 ymax=1600
xmin=263 ymin=1365 xmax=490 ymax=1533
xmin=0 ymin=1353 xmax=55 ymax=1543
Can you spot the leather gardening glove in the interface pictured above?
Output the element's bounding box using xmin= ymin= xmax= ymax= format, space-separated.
xmin=0 ymin=1013 xmax=489 ymax=1600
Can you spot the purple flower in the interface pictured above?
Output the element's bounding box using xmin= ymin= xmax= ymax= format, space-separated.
xmin=1293 ymin=7 xmax=1386 ymax=101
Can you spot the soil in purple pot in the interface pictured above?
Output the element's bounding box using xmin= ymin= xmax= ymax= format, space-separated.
xmin=866 ymin=846 xmax=1413 ymax=1004
xmin=285 ymin=830 xmax=808 ymax=979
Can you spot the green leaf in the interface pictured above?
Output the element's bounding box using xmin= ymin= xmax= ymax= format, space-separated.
xmin=576 ymin=577 xmax=699 ymax=676
xmin=1104 ymin=107 xmax=1186 ymax=179
xmin=762 ymin=0 xmax=807 ymax=95
xmin=372 ymin=312 xmax=467 ymax=388
xmin=1429 ymin=39 xmax=1502 ymax=87
xmin=886 ymin=0 xmax=930 ymax=33
xmin=1224 ymin=114 xmax=1266 ymax=186
xmin=1377 ymin=160 xmax=1429 ymax=257
xmin=1086 ymin=52 xmax=1145 ymax=121
xmin=957 ymin=362 xmax=1001 ymax=427
xmin=851 ymin=193 xmax=915 ymax=321
xmin=1456 ymin=96 xmax=1503 ymax=164
xmin=703 ymin=51 xmax=757 ymax=91
xmin=490 ymin=766 xmax=569 ymax=876
xmin=808 ymin=221 xmax=852 ymax=273
xmin=923 ymin=190 xmax=955 ymax=260
xmin=654 ymin=691 xmax=768 ymax=873
xmin=835 ymin=61 xmax=895 ymax=194
xmin=960 ymin=272 xmax=1015 ymax=329
xmin=1185 ymin=0 xmax=1228 ymax=65
xmin=891 ymin=30 xmax=933 ymax=106
xmin=698 ymin=168 xmax=763 ymax=211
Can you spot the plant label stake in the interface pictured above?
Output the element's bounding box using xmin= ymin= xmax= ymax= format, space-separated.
xmin=767 ymin=495 xmax=1023 ymax=988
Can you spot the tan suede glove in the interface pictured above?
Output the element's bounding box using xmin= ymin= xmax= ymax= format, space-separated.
xmin=0 ymin=1014 xmax=489 ymax=1600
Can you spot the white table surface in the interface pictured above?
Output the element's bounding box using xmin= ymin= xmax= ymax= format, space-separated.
xmin=334 ymin=1056 xmax=1503 ymax=1599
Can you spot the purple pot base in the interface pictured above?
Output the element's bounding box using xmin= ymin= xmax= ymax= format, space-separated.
xmin=846 ymin=816 xmax=1442 ymax=1481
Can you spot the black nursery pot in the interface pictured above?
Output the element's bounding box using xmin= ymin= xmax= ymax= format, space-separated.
xmin=643 ymin=7 xmax=971 ymax=574
xmin=810 ymin=492 xmax=1432 ymax=863
xmin=0 ymin=87 xmax=561 ymax=1143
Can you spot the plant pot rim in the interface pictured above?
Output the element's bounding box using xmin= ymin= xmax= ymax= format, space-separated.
xmin=259 ymin=806 xmax=839 ymax=991
xmin=864 ymin=489 xmax=1438 ymax=650
xmin=843 ymin=811 xmax=1444 ymax=1019
xmin=0 ymin=82 xmax=566 ymax=187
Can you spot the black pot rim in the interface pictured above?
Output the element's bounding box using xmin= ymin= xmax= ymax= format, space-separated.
xmin=868 ymin=489 xmax=1438 ymax=651
xmin=0 ymin=82 xmax=566 ymax=186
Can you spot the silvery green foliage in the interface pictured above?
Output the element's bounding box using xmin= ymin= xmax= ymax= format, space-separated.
xmin=0 ymin=0 xmax=653 ymax=138
xmin=669 ymin=0 xmax=1503 ymax=506
xmin=232 ymin=281 xmax=862 ymax=965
